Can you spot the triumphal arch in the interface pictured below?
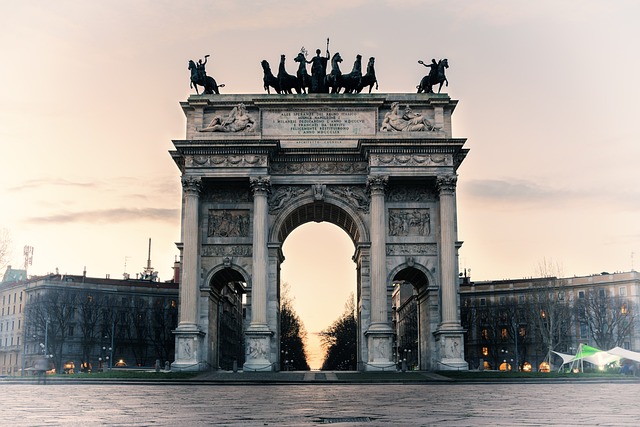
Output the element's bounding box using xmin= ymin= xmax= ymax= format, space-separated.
xmin=170 ymin=93 xmax=469 ymax=371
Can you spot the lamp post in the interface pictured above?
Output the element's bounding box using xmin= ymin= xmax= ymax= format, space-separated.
xmin=401 ymin=349 xmax=411 ymax=372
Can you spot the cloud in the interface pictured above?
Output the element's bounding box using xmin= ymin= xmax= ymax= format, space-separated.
xmin=6 ymin=178 xmax=97 ymax=192
xmin=26 ymin=207 xmax=179 ymax=224
xmin=463 ymin=178 xmax=640 ymax=213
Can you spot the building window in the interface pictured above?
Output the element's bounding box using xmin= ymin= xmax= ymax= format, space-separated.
xmin=619 ymin=287 xmax=627 ymax=296
xmin=580 ymin=322 xmax=588 ymax=338
xmin=558 ymin=291 xmax=565 ymax=301
xmin=499 ymin=296 xmax=506 ymax=305
xmin=482 ymin=347 xmax=489 ymax=356
xmin=624 ymin=342 xmax=630 ymax=350
xmin=518 ymin=295 xmax=525 ymax=304
xmin=68 ymin=326 xmax=74 ymax=337
xmin=501 ymin=328 xmax=508 ymax=339
xmin=599 ymin=289 xmax=606 ymax=298
xmin=578 ymin=290 xmax=585 ymax=299
xmin=481 ymin=328 xmax=489 ymax=340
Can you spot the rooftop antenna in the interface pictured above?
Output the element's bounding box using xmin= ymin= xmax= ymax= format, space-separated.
xmin=23 ymin=245 xmax=33 ymax=273
xmin=123 ymin=255 xmax=131 ymax=279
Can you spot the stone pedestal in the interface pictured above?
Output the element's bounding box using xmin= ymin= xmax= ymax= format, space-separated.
xmin=243 ymin=330 xmax=274 ymax=372
xmin=171 ymin=329 xmax=206 ymax=371
xmin=434 ymin=330 xmax=468 ymax=370
xmin=364 ymin=331 xmax=396 ymax=371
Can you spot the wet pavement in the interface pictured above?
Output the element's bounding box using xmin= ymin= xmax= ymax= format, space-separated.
xmin=4 ymin=380 xmax=640 ymax=426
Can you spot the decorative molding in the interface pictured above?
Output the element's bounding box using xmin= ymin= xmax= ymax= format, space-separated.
xmin=386 ymin=244 xmax=437 ymax=256
xmin=186 ymin=154 xmax=267 ymax=168
xmin=270 ymin=161 xmax=368 ymax=175
xmin=207 ymin=209 xmax=250 ymax=237
xmin=370 ymin=153 xmax=452 ymax=167
xmin=202 ymin=188 xmax=250 ymax=203
xmin=202 ymin=245 xmax=252 ymax=257
xmin=386 ymin=185 xmax=435 ymax=202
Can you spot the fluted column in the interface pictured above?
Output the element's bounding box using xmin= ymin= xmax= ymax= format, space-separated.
xmin=437 ymin=174 xmax=458 ymax=328
xmin=249 ymin=176 xmax=270 ymax=329
xmin=179 ymin=176 xmax=201 ymax=328
xmin=368 ymin=175 xmax=389 ymax=328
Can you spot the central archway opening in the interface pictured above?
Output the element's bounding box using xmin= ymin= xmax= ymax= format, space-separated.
xmin=280 ymin=222 xmax=356 ymax=370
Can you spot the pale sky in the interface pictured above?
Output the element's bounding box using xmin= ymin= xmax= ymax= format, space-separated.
xmin=1 ymin=1 xmax=639 ymax=368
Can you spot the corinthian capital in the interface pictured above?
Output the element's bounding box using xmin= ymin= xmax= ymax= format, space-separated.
xmin=367 ymin=175 xmax=388 ymax=195
xmin=250 ymin=176 xmax=271 ymax=195
xmin=181 ymin=176 xmax=202 ymax=196
xmin=436 ymin=174 xmax=457 ymax=195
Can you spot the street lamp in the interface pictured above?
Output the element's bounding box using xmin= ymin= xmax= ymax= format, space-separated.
xmin=402 ymin=349 xmax=411 ymax=372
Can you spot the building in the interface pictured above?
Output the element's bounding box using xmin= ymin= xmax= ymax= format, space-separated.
xmin=391 ymin=282 xmax=418 ymax=370
xmin=460 ymin=271 xmax=640 ymax=371
xmin=22 ymin=273 xmax=180 ymax=374
xmin=0 ymin=266 xmax=28 ymax=376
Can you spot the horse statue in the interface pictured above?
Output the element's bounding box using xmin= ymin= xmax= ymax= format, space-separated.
xmin=339 ymin=54 xmax=363 ymax=94
xmin=357 ymin=56 xmax=378 ymax=94
xmin=278 ymin=54 xmax=302 ymax=94
xmin=417 ymin=58 xmax=449 ymax=94
xmin=326 ymin=52 xmax=343 ymax=94
xmin=261 ymin=60 xmax=281 ymax=94
xmin=293 ymin=53 xmax=312 ymax=94
xmin=188 ymin=59 xmax=223 ymax=95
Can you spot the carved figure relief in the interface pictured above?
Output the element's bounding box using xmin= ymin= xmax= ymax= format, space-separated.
xmin=327 ymin=185 xmax=369 ymax=212
xmin=268 ymin=186 xmax=308 ymax=213
xmin=313 ymin=184 xmax=326 ymax=201
xmin=198 ymin=103 xmax=255 ymax=132
xmin=371 ymin=338 xmax=389 ymax=361
xmin=446 ymin=337 xmax=461 ymax=359
xmin=247 ymin=338 xmax=268 ymax=360
xmin=380 ymin=102 xmax=439 ymax=132
xmin=388 ymin=209 xmax=430 ymax=236
xmin=181 ymin=340 xmax=192 ymax=358
xmin=208 ymin=210 xmax=250 ymax=237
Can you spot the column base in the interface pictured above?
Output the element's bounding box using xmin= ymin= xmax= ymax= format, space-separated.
xmin=434 ymin=329 xmax=468 ymax=371
xmin=172 ymin=328 xmax=207 ymax=372
xmin=243 ymin=328 xmax=274 ymax=372
xmin=364 ymin=327 xmax=395 ymax=372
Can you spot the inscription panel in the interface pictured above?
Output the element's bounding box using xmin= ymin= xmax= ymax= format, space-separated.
xmin=262 ymin=108 xmax=376 ymax=148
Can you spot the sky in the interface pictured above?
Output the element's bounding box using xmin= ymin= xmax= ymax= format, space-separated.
xmin=1 ymin=1 xmax=639 ymax=368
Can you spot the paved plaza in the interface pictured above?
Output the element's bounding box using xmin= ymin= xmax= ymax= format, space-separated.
xmin=3 ymin=380 xmax=640 ymax=426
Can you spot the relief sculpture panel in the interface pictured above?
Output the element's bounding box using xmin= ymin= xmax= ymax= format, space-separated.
xmin=388 ymin=208 xmax=431 ymax=236
xmin=208 ymin=209 xmax=250 ymax=237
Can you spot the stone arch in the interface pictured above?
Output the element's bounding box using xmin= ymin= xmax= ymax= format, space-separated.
xmin=391 ymin=263 xmax=438 ymax=370
xmin=206 ymin=266 xmax=248 ymax=371
xmin=270 ymin=194 xmax=369 ymax=245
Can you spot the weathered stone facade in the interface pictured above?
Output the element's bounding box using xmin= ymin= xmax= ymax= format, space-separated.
xmin=170 ymin=93 xmax=469 ymax=371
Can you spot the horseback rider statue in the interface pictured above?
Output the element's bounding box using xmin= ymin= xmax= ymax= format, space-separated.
xmin=189 ymin=54 xmax=223 ymax=95
xmin=417 ymin=58 xmax=449 ymax=94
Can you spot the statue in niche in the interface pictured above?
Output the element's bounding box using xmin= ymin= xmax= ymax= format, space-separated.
xmin=417 ymin=58 xmax=449 ymax=94
xmin=188 ymin=54 xmax=224 ymax=95
xmin=313 ymin=184 xmax=326 ymax=201
xmin=380 ymin=102 xmax=438 ymax=132
xmin=198 ymin=103 xmax=255 ymax=132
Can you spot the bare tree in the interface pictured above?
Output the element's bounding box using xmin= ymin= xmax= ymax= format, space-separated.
xmin=575 ymin=289 xmax=635 ymax=350
xmin=526 ymin=260 xmax=573 ymax=369
xmin=0 ymin=228 xmax=11 ymax=273
xmin=280 ymin=283 xmax=310 ymax=371
xmin=320 ymin=294 xmax=357 ymax=371
xmin=78 ymin=291 xmax=101 ymax=370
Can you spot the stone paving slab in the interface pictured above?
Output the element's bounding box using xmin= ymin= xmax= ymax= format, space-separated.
xmin=3 ymin=382 xmax=640 ymax=426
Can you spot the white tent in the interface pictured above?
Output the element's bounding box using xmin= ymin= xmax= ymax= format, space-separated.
xmin=553 ymin=344 xmax=640 ymax=370
xmin=607 ymin=346 xmax=640 ymax=363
